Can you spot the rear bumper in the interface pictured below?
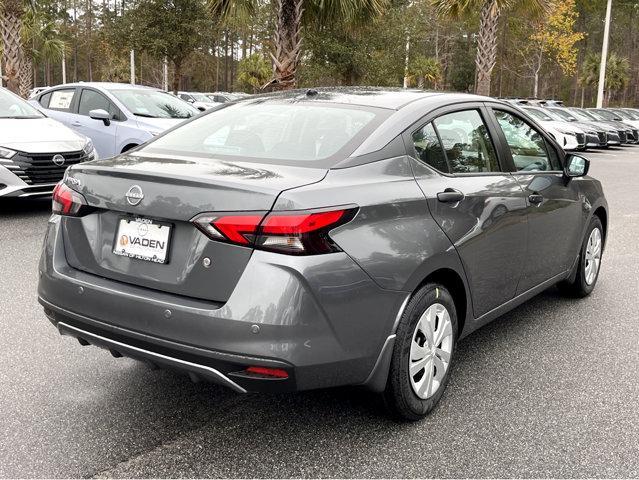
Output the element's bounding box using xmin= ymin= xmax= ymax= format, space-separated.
xmin=38 ymin=215 xmax=405 ymax=393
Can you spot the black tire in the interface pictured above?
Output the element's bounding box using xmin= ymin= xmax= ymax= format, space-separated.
xmin=383 ymin=283 xmax=458 ymax=421
xmin=558 ymin=216 xmax=604 ymax=297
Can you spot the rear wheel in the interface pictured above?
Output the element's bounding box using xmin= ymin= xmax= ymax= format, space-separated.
xmin=383 ymin=283 xmax=458 ymax=421
xmin=559 ymin=216 xmax=603 ymax=297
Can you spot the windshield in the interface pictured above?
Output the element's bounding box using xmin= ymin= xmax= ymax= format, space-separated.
xmin=594 ymin=109 xmax=620 ymax=121
xmin=0 ymin=88 xmax=45 ymax=119
xmin=191 ymin=93 xmax=210 ymax=103
xmin=140 ymin=102 xmax=386 ymax=167
xmin=586 ymin=110 xmax=607 ymax=121
xmin=613 ymin=109 xmax=635 ymax=120
xmin=109 ymin=89 xmax=198 ymax=119
xmin=525 ymin=108 xmax=553 ymax=122
xmin=569 ymin=109 xmax=597 ymax=121
xmin=548 ymin=108 xmax=577 ymax=122
xmin=620 ymin=109 xmax=639 ymax=120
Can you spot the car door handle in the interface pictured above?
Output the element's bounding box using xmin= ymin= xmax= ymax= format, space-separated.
xmin=528 ymin=193 xmax=544 ymax=205
xmin=437 ymin=188 xmax=465 ymax=203
xmin=71 ymin=121 xmax=82 ymax=127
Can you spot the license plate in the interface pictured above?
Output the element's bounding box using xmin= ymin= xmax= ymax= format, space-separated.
xmin=113 ymin=217 xmax=171 ymax=264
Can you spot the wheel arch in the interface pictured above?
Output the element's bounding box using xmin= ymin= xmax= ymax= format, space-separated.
xmin=121 ymin=143 xmax=139 ymax=153
xmin=414 ymin=268 xmax=469 ymax=339
xmin=592 ymin=206 xmax=608 ymax=247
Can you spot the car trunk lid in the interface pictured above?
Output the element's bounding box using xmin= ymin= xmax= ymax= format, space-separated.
xmin=61 ymin=153 xmax=327 ymax=303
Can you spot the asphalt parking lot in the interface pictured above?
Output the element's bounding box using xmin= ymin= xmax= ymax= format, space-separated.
xmin=1 ymin=148 xmax=638 ymax=478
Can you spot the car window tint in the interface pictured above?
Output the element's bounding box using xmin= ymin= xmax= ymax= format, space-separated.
xmin=494 ymin=110 xmax=560 ymax=172
xmin=432 ymin=110 xmax=499 ymax=174
xmin=78 ymin=89 xmax=116 ymax=118
xmin=48 ymin=89 xmax=75 ymax=111
xmin=412 ymin=123 xmax=449 ymax=173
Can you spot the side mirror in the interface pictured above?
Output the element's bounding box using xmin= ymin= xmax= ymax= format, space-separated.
xmin=89 ymin=108 xmax=112 ymax=126
xmin=564 ymin=154 xmax=590 ymax=178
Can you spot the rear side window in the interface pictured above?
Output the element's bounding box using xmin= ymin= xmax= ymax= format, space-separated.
xmin=140 ymin=102 xmax=386 ymax=167
xmin=494 ymin=110 xmax=561 ymax=172
xmin=412 ymin=123 xmax=449 ymax=173
xmin=432 ymin=110 xmax=499 ymax=174
xmin=48 ymin=89 xmax=76 ymax=111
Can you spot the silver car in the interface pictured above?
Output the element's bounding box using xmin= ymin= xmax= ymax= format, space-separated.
xmin=0 ymin=87 xmax=96 ymax=198
xmin=38 ymin=89 xmax=608 ymax=420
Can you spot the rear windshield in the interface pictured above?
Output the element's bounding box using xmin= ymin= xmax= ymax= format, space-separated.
xmin=139 ymin=102 xmax=387 ymax=167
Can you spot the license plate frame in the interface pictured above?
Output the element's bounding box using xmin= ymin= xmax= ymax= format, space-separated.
xmin=113 ymin=216 xmax=173 ymax=264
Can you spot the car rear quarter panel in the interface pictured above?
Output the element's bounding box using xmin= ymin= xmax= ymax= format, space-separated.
xmin=273 ymin=155 xmax=469 ymax=330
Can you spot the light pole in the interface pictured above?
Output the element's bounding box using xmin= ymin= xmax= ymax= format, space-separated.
xmin=130 ymin=49 xmax=135 ymax=85
xmin=596 ymin=0 xmax=613 ymax=108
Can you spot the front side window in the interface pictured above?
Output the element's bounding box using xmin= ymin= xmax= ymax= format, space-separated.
xmin=412 ymin=123 xmax=449 ymax=173
xmin=494 ymin=110 xmax=560 ymax=172
xmin=139 ymin=102 xmax=383 ymax=166
xmin=48 ymin=89 xmax=76 ymax=111
xmin=432 ymin=110 xmax=499 ymax=173
xmin=78 ymin=89 xmax=118 ymax=118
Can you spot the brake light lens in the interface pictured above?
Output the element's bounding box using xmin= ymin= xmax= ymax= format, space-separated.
xmin=52 ymin=181 xmax=88 ymax=216
xmin=192 ymin=213 xmax=265 ymax=245
xmin=191 ymin=207 xmax=357 ymax=255
xmin=257 ymin=209 xmax=355 ymax=255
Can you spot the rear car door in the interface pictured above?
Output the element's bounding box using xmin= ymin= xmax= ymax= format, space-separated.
xmin=488 ymin=106 xmax=583 ymax=292
xmin=407 ymin=105 xmax=528 ymax=318
xmin=38 ymin=87 xmax=78 ymax=127
xmin=75 ymin=88 xmax=120 ymax=158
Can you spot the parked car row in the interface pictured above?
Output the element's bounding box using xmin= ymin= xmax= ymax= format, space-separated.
xmin=1 ymin=82 xmax=254 ymax=198
xmin=3 ymin=84 xmax=637 ymax=201
xmin=176 ymin=91 xmax=247 ymax=110
xmin=504 ymin=98 xmax=639 ymax=151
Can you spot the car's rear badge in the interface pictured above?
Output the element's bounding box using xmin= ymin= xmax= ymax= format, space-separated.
xmin=126 ymin=185 xmax=144 ymax=206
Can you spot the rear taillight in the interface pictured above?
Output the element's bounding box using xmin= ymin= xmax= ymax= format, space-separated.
xmin=191 ymin=207 xmax=357 ymax=255
xmin=52 ymin=181 xmax=88 ymax=216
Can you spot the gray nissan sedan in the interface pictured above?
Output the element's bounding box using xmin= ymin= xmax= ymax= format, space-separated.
xmin=38 ymin=88 xmax=608 ymax=420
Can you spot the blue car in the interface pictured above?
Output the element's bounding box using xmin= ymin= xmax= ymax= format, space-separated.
xmin=30 ymin=83 xmax=199 ymax=159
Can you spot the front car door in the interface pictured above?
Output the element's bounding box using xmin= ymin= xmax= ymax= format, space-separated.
xmin=488 ymin=105 xmax=583 ymax=293
xmin=75 ymin=88 xmax=120 ymax=158
xmin=407 ymin=105 xmax=529 ymax=318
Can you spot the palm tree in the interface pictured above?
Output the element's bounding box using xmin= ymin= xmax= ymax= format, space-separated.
xmin=579 ymin=52 xmax=630 ymax=106
xmin=0 ymin=0 xmax=27 ymax=93
xmin=433 ymin=0 xmax=549 ymax=96
xmin=579 ymin=52 xmax=600 ymax=107
xmin=21 ymin=8 xmax=66 ymax=95
xmin=408 ymin=55 xmax=442 ymax=89
xmin=210 ymin=0 xmax=387 ymax=90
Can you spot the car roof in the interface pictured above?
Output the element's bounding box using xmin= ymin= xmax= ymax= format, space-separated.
xmin=241 ymin=87 xmax=490 ymax=111
xmin=43 ymin=82 xmax=161 ymax=92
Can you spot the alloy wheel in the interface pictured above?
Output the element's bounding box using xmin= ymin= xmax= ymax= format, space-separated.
xmin=584 ymin=227 xmax=602 ymax=286
xmin=409 ymin=302 xmax=454 ymax=399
